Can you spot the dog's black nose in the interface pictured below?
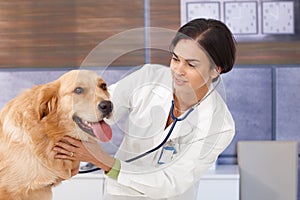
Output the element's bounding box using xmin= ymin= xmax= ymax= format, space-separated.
xmin=98 ymin=100 xmax=113 ymax=116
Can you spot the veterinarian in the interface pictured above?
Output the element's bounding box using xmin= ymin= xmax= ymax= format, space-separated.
xmin=54 ymin=18 xmax=236 ymax=199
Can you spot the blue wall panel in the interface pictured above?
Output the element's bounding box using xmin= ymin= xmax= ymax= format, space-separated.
xmin=219 ymin=67 xmax=273 ymax=163
xmin=0 ymin=68 xmax=71 ymax=108
xmin=276 ymin=67 xmax=300 ymax=147
xmin=276 ymin=67 xmax=300 ymax=200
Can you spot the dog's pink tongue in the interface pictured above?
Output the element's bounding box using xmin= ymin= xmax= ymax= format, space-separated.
xmin=91 ymin=121 xmax=112 ymax=142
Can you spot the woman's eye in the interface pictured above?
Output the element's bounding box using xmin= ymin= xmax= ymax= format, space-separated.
xmin=188 ymin=63 xmax=195 ymax=68
xmin=100 ymin=83 xmax=107 ymax=90
xmin=73 ymin=87 xmax=84 ymax=94
xmin=172 ymin=56 xmax=179 ymax=62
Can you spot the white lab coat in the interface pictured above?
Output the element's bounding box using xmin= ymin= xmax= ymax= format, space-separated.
xmin=104 ymin=64 xmax=235 ymax=200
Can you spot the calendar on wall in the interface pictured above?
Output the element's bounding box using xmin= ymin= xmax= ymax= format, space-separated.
xmin=180 ymin=0 xmax=300 ymax=42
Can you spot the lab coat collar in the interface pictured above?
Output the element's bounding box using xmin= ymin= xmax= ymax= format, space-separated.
xmin=165 ymin=90 xmax=216 ymax=141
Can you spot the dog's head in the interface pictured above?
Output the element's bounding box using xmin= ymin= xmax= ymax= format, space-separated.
xmin=36 ymin=70 xmax=113 ymax=142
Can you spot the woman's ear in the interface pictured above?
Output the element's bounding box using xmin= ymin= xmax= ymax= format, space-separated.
xmin=210 ymin=66 xmax=221 ymax=79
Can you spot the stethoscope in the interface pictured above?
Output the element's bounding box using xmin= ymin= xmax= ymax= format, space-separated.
xmin=79 ymin=75 xmax=221 ymax=173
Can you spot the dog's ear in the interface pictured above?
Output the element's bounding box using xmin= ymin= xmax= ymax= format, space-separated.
xmin=36 ymin=82 xmax=59 ymax=120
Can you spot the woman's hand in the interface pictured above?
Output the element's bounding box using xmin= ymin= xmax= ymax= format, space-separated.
xmin=53 ymin=136 xmax=115 ymax=172
xmin=71 ymin=164 xmax=80 ymax=177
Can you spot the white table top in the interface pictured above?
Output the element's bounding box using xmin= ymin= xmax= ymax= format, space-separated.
xmin=201 ymin=165 xmax=240 ymax=180
xmin=73 ymin=165 xmax=239 ymax=180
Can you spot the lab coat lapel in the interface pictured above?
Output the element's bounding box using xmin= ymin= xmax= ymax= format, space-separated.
xmin=159 ymin=114 xmax=194 ymax=142
xmin=150 ymin=80 xmax=174 ymax=145
xmin=163 ymin=91 xmax=216 ymax=142
xmin=168 ymin=115 xmax=194 ymax=140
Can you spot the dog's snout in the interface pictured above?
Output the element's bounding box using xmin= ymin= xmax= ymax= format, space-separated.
xmin=98 ymin=100 xmax=113 ymax=116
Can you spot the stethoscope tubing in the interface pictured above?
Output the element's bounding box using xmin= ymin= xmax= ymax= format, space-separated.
xmin=126 ymin=110 xmax=178 ymax=163
xmin=121 ymin=76 xmax=221 ymax=163
xmin=78 ymin=103 xmax=185 ymax=173
xmin=79 ymin=76 xmax=221 ymax=173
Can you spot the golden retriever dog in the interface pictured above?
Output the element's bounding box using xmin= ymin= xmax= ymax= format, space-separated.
xmin=0 ymin=70 xmax=113 ymax=200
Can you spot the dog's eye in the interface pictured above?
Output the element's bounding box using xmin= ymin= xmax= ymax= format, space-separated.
xmin=73 ymin=87 xmax=84 ymax=94
xmin=100 ymin=83 xmax=107 ymax=90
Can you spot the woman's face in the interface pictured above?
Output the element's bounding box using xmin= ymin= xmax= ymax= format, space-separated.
xmin=170 ymin=39 xmax=215 ymax=97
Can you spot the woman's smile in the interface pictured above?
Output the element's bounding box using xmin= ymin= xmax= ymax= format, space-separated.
xmin=173 ymin=74 xmax=188 ymax=86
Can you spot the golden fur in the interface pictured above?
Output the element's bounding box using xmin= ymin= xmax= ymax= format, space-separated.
xmin=0 ymin=70 xmax=111 ymax=200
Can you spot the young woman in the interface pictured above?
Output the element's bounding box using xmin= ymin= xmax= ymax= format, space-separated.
xmin=53 ymin=18 xmax=236 ymax=199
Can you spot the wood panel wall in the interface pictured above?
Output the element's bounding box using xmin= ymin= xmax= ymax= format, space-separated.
xmin=0 ymin=0 xmax=299 ymax=68
xmin=149 ymin=0 xmax=180 ymax=66
xmin=0 ymin=0 xmax=144 ymax=68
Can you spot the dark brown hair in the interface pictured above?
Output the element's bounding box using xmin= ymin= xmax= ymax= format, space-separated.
xmin=170 ymin=18 xmax=236 ymax=74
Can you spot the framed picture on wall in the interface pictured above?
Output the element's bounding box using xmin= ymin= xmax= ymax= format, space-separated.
xmin=180 ymin=0 xmax=300 ymax=42
xmin=178 ymin=0 xmax=300 ymax=64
